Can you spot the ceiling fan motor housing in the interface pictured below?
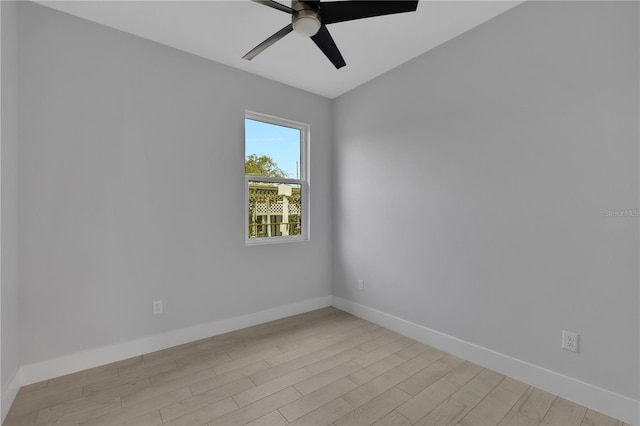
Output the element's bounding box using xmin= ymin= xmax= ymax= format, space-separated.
xmin=292 ymin=1 xmax=321 ymax=37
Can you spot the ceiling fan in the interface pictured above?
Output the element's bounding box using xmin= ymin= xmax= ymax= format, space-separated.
xmin=243 ymin=0 xmax=419 ymax=69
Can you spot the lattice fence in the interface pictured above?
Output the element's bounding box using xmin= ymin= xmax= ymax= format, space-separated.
xmin=248 ymin=184 xmax=302 ymax=237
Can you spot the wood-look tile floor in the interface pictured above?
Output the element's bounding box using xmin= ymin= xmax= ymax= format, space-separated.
xmin=4 ymin=307 xmax=629 ymax=426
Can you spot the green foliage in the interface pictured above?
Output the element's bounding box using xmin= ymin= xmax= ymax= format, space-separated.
xmin=245 ymin=154 xmax=287 ymax=178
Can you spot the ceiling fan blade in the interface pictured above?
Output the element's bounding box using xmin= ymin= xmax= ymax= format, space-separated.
xmin=243 ymin=24 xmax=294 ymax=61
xmin=301 ymin=0 xmax=320 ymax=11
xmin=320 ymin=1 xmax=419 ymax=25
xmin=310 ymin=25 xmax=346 ymax=69
xmin=252 ymin=0 xmax=294 ymax=14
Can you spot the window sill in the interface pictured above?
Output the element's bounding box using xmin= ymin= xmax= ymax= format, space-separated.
xmin=246 ymin=236 xmax=308 ymax=246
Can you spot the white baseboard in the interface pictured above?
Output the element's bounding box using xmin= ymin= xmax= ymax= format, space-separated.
xmin=332 ymin=296 xmax=639 ymax=425
xmin=19 ymin=295 xmax=332 ymax=387
xmin=1 ymin=367 xmax=22 ymax=423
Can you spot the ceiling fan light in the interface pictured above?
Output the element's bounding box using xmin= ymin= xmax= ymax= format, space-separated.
xmin=293 ymin=14 xmax=321 ymax=37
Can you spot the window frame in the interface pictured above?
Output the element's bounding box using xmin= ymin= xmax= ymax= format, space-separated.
xmin=244 ymin=110 xmax=309 ymax=245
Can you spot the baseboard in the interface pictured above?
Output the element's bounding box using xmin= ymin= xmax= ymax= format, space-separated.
xmin=332 ymin=296 xmax=640 ymax=425
xmin=1 ymin=367 xmax=22 ymax=423
xmin=19 ymin=295 xmax=332 ymax=387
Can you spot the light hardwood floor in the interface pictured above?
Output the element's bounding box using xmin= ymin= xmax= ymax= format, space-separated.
xmin=3 ymin=307 xmax=629 ymax=426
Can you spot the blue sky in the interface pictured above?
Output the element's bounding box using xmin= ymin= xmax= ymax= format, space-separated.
xmin=245 ymin=119 xmax=301 ymax=178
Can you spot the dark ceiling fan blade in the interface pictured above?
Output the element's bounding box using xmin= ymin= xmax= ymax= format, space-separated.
xmin=243 ymin=24 xmax=294 ymax=61
xmin=310 ymin=25 xmax=346 ymax=69
xmin=301 ymin=0 xmax=320 ymax=11
xmin=252 ymin=0 xmax=294 ymax=14
xmin=320 ymin=1 xmax=419 ymax=25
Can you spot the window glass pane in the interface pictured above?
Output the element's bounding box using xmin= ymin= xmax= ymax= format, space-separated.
xmin=245 ymin=119 xmax=301 ymax=179
xmin=248 ymin=180 xmax=302 ymax=238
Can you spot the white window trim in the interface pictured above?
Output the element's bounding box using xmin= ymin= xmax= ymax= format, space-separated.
xmin=245 ymin=110 xmax=309 ymax=245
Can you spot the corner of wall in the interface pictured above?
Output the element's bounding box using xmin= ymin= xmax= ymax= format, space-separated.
xmin=1 ymin=367 xmax=21 ymax=422
xmin=1 ymin=0 xmax=21 ymax=422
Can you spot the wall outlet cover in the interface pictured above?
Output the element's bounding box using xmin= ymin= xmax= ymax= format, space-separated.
xmin=562 ymin=330 xmax=578 ymax=352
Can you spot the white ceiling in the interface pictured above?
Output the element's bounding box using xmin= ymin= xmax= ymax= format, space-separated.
xmin=36 ymin=1 xmax=523 ymax=99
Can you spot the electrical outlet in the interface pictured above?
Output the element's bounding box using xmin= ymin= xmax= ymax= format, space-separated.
xmin=562 ymin=330 xmax=578 ymax=352
xmin=358 ymin=279 xmax=364 ymax=291
xmin=153 ymin=300 xmax=163 ymax=315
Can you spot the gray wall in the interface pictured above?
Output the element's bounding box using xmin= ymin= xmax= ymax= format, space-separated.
xmin=332 ymin=1 xmax=639 ymax=400
xmin=17 ymin=2 xmax=332 ymax=365
xmin=1 ymin=0 xmax=20 ymax=395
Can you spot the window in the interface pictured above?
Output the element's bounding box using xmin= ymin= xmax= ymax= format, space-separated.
xmin=245 ymin=111 xmax=308 ymax=244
